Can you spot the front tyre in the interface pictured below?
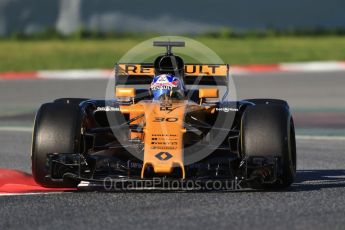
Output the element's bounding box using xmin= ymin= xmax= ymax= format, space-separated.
xmin=31 ymin=103 xmax=82 ymax=187
xmin=241 ymin=104 xmax=296 ymax=189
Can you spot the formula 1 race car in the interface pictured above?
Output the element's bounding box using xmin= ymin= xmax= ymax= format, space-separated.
xmin=31 ymin=41 xmax=296 ymax=190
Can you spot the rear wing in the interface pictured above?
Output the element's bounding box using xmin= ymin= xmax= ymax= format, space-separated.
xmin=115 ymin=63 xmax=229 ymax=86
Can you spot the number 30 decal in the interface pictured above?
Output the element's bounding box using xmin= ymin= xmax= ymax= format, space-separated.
xmin=153 ymin=117 xmax=178 ymax=122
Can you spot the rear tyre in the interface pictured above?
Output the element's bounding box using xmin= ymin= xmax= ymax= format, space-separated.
xmin=31 ymin=102 xmax=82 ymax=187
xmin=241 ymin=104 xmax=296 ymax=189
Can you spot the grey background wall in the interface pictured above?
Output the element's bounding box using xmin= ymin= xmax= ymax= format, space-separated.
xmin=0 ymin=0 xmax=344 ymax=36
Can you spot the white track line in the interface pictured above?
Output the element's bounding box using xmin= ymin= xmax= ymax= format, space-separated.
xmin=296 ymin=135 xmax=345 ymax=141
xmin=0 ymin=126 xmax=32 ymax=132
xmin=38 ymin=70 xmax=111 ymax=80
xmin=0 ymin=192 xmax=68 ymax=196
xmin=280 ymin=61 xmax=345 ymax=72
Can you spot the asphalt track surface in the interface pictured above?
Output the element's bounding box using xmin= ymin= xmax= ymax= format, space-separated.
xmin=1 ymin=72 xmax=345 ymax=230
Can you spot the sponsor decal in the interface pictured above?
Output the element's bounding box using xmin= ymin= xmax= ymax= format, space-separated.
xmin=216 ymin=107 xmax=238 ymax=112
xmin=150 ymin=133 xmax=178 ymax=149
xmin=151 ymin=137 xmax=178 ymax=141
xmin=96 ymin=106 xmax=120 ymax=112
xmin=118 ymin=64 xmax=228 ymax=76
xmin=184 ymin=64 xmax=227 ymax=76
xmin=160 ymin=101 xmax=181 ymax=114
xmin=155 ymin=152 xmax=173 ymax=161
xmin=151 ymin=142 xmax=178 ymax=145
xmin=160 ymin=101 xmax=173 ymax=112
xmin=119 ymin=64 xmax=154 ymax=75
xmin=153 ymin=117 xmax=179 ymax=122
xmin=128 ymin=162 xmax=143 ymax=169
xmin=150 ymin=74 xmax=179 ymax=90
xmin=152 ymin=134 xmax=177 ymax=137
xmin=151 ymin=146 xmax=177 ymax=150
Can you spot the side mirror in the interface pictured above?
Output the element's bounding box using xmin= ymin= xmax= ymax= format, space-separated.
xmin=199 ymin=88 xmax=219 ymax=105
xmin=115 ymin=88 xmax=135 ymax=104
xmin=199 ymin=88 xmax=219 ymax=98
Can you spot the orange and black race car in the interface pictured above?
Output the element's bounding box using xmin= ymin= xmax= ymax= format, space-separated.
xmin=31 ymin=41 xmax=296 ymax=190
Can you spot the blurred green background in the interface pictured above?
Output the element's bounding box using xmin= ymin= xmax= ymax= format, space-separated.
xmin=1 ymin=0 xmax=345 ymax=71
xmin=1 ymin=36 xmax=345 ymax=71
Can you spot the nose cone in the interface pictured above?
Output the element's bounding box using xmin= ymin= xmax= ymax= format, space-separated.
xmin=140 ymin=101 xmax=187 ymax=179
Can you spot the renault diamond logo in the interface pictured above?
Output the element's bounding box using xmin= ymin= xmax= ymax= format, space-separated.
xmin=155 ymin=152 xmax=173 ymax=161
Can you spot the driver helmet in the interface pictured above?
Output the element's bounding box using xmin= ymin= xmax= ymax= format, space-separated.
xmin=150 ymin=74 xmax=185 ymax=100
